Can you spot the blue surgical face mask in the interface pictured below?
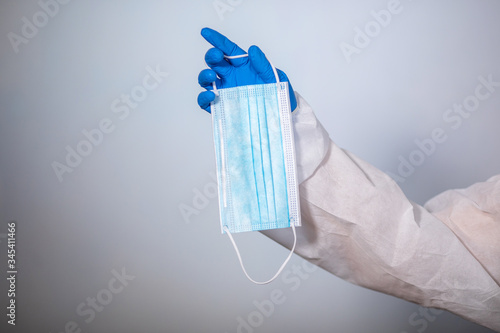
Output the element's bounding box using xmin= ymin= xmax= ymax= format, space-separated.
xmin=211 ymin=54 xmax=300 ymax=284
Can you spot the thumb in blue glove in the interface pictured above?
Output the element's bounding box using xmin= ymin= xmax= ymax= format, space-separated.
xmin=197 ymin=27 xmax=297 ymax=113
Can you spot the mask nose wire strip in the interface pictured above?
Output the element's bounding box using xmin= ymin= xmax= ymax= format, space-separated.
xmin=212 ymin=54 xmax=281 ymax=96
xmin=223 ymin=224 xmax=297 ymax=285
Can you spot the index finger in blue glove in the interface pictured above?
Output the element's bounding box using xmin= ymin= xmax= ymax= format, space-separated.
xmin=201 ymin=27 xmax=247 ymax=67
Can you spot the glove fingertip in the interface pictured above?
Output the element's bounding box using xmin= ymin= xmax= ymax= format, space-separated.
xmin=201 ymin=27 xmax=216 ymax=43
xmin=201 ymin=27 xmax=211 ymax=37
xmin=198 ymin=69 xmax=216 ymax=87
xmin=248 ymin=45 xmax=276 ymax=83
xmin=248 ymin=45 xmax=266 ymax=62
xmin=205 ymin=48 xmax=224 ymax=65
xmin=197 ymin=91 xmax=216 ymax=112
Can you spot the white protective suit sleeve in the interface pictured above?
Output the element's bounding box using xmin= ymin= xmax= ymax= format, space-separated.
xmin=262 ymin=93 xmax=500 ymax=332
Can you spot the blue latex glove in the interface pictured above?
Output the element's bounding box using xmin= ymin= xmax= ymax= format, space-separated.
xmin=197 ymin=27 xmax=297 ymax=113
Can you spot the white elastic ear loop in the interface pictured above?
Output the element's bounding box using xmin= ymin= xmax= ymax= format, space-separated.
xmin=212 ymin=53 xmax=281 ymax=96
xmin=223 ymin=224 xmax=297 ymax=285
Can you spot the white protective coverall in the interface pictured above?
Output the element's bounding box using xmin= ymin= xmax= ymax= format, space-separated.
xmin=262 ymin=93 xmax=500 ymax=332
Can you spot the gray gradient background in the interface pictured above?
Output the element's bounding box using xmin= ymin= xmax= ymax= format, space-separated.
xmin=0 ymin=0 xmax=499 ymax=332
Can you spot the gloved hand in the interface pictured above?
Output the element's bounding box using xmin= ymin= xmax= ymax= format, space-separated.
xmin=197 ymin=27 xmax=297 ymax=113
